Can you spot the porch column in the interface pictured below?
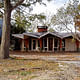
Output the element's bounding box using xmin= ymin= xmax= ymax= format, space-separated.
xmin=53 ymin=38 xmax=54 ymax=52
xmin=60 ymin=39 xmax=62 ymax=51
xmin=25 ymin=38 xmax=29 ymax=51
xmin=39 ymin=38 xmax=42 ymax=51
xmin=76 ymin=40 xmax=79 ymax=51
xmin=47 ymin=38 xmax=48 ymax=51
xmin=21 ymin=39 xmax=25 ymax=51
xmin=36 ymin=40 xmax=38 ymax=51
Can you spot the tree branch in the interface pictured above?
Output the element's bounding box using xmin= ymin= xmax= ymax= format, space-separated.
xmin=0 ymin=10 xmax=3 ymax=14
xmin=11 ymin=0 xmax=24 ymax=10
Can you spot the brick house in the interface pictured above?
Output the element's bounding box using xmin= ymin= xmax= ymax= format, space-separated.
xmin=12 ymin=26 xmax=80 ymax=52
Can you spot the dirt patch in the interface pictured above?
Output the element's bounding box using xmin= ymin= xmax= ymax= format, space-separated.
xmin=0 ymin=57 xmax=80 ymax=80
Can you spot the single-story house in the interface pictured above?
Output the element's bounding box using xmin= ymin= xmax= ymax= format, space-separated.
xmin=12 ymin=26 xmax=80 ymax=52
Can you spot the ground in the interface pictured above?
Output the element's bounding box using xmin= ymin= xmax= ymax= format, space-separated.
xmin=0 ymin=51 xmax=80 ymax=80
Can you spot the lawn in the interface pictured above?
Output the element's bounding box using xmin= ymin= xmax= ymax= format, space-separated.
xmin=0 ymin=54 xmax=80 ymax=80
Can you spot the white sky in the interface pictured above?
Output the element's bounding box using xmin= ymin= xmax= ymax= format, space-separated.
xmin=32 ymin=0 xmax=69 ymax=15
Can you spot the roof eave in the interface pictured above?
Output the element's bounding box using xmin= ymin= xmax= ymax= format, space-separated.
xmin=23 ymin=33 xmax=39 ymax=38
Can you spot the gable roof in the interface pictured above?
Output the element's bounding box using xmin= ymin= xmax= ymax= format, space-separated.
xmin=12 ymin=32 xmax=63 ymax=39
xmin=58 ymin=33 xmax=73 ymax=38
xmin=12 ymin=31 xmax=80 ymax=39
xmin=12 ymin=34 xmax=24 ymax=39
xmin=39 ymin=32 xmax=61 ymax=38
xmin=23 ymin=32 xmax=42 ymax=38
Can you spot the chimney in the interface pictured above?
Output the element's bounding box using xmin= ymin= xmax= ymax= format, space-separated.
xmin=37 ymin=26 xmax=48 ymax=32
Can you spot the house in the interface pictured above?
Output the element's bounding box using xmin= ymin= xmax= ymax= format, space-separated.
xmin=12 ymin=26 xmax=80 ymax=52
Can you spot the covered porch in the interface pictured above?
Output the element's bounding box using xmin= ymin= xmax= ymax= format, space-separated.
xmin=22 ymin=37 xmax=65 ymax=52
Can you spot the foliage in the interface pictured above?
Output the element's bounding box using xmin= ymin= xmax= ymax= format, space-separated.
xmin=11 ymin=9 xmax=46 ymax=33
xmin=48 ymin=28 xmax=54 ymax=32
xmin=0 ymin=0 xmax=52 ymax=59
xmin=51 ymin=0 xmax=80 ymax=32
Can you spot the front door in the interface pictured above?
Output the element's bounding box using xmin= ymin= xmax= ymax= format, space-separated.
xmin=48 ymin=38 xmax=53 ymax=51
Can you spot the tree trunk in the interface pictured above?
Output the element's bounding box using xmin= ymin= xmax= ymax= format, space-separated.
xmin=0 ymin=0 xmax=11 ymax=59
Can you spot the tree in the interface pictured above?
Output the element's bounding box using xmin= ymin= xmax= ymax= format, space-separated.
xmin=11 ymin=10 xmax=46 ymax=33
xmin=11 ymin=9 xmax=28 ymax=34
xmin=0 ymin=0 xmax=52 ymax=59
xmin=51 ymin=0 xmax=80 ymax=34
xmin=0 ymin=0 xmax=25 ymax=59
xmin=28 ymin=14 xmax=46 ymax=32
xmin=51 ymin=7 xmax=74 ymax=32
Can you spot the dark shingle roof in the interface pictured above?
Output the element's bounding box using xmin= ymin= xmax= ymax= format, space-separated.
xmin=12 ymin=34 xmax=24 ymax=39
xmin=12 ymin=31 xmax=80 ymax=39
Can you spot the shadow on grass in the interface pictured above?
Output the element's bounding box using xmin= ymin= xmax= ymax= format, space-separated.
xmin=10 ymin=56 xmax=41 ymax=61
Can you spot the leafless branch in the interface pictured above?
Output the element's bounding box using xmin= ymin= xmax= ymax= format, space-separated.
xmin=11 ymin=0 xmax=24 ymax=10
xmin=0 ymin=10 xmax=3 ymax=14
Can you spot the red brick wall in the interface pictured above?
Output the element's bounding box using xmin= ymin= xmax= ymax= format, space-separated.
xmin=38 ymin=28 xmax=47 ymax=32
xmin=24 ymin=39 xmax=29 ymax=48
xmin=60 ymin=39 xmax=62 ymax=48
xmin=76 ymin=40 xmax=79 ymax=49
xmin=39 ymin=39 xmax=42 ymax=49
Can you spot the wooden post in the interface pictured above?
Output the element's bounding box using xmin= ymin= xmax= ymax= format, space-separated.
xmin=60 ymin=39 xmax=62 ymax=51
xmin=39 ymin=38 xmax=42 ymax=51
xmin=53 ymin=38 xmax=54 ymax=52
xmin=47 ymin=38 xmax=49 ymax=51
xmin=21 ymin=39 xmax=25 ymax=51
xmin=76 ymin=40 xmax=79 ymax=51
xmin=25 ymin=38 xmax=29 ymax=51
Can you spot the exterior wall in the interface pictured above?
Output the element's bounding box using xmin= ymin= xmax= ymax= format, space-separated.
xmin=65 ymin=38 xmax=77 ymax=51
xmin=79 ymin=42 xmax=80 ymax=50
xmin=20 ymin=37 xmax=78 ymax=52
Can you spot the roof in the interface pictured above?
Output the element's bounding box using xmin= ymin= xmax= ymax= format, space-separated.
xmin=23 ymin=32 xmax=42 ymax=38
xmin=12 ymin=31 xmax=80 ymax=39
xmin=58 ymin=33 xmax=73 ymax=38
xmin=23 ymin=32 xmax=62 ymax=38
xmin=37 ymin=26 xmax=48 ymax=29
xmin=12 ymin=34 xmax=24 ymax=39
xmin=39 ymin=32 xmax=61 ymax=38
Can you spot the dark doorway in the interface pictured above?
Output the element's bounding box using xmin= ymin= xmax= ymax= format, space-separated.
xmin=33 ymin=40 xmax=36 ymax=50
xmin=29 ymin=39 xmax=31 ymax=50
xmin=48 ymin=38 xmax=53 ymax=51
xmin=54 ymin=38 xmax=59 ymax=51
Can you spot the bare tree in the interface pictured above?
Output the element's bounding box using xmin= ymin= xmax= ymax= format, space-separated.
xmin=51 ymin=0 xmax=80 ymax=40
xmin=0 ymin=0 xmax=24 ymax=59
xmin=0 ymin=0 xmax=52 ymax=59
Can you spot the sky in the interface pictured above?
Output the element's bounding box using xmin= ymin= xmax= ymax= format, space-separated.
xmin=32 ymin=0 xmax=69 ymax=15
xmin=32 ymin=0 xmax=80 ymax=32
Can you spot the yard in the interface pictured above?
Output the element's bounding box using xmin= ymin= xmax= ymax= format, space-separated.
xmin=0 ymin=51 xmax=80 ymax=80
